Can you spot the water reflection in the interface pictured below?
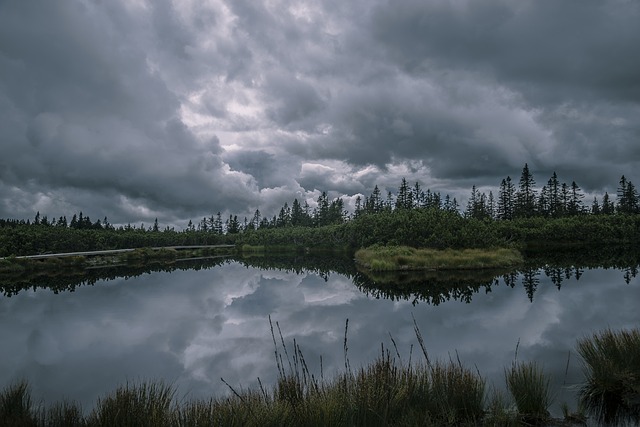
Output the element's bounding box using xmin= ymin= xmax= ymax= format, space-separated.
xmin=0 ymin=251 xmax=639 ymax=417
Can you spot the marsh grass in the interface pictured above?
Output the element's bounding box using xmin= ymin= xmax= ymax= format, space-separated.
xmin=355 ymin=245 xmax=523 ymax=271
xmin=9 ymin=325 xmax=635 ymax=426
xmin=577 ymin=327 xmax=640 ymax=425
xmin=0 ymin=380 xmax=38 ymax=426
xmin=87 ymin=380 xmax=175 ymax=427
xmin=506 ymin=361 xmax=553 ymax=425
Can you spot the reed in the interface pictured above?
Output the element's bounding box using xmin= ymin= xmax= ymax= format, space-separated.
xmin=577 ymin=327 xmax=640 ymax=425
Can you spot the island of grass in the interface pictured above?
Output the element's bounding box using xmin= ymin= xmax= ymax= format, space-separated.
xmin=355 ymin=245 xmax=524 ymax=271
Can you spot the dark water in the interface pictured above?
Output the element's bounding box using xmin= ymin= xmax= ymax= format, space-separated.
xmin=1 ymin=255 xmax=639 ymax=416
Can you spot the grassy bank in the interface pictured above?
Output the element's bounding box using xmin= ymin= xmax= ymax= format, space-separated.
xmin=355 ymin=245 xmax=524 ymax=271
xmin=5 ymin=327 xmax=638 ymax=426
xmin=0 ymin=246 xmax=236 ymax=274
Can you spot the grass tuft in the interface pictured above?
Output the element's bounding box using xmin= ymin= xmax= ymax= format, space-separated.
xmin=577 ymin=327 xmax=640 ymax=425
xmin=87 ymin=380 xmax=175 ymax=427
xmin=6 ymin=326 xmax=640 ymax=425
xmin=0 ymin=380 xmax=38 ymax=426
xmin=506 ymin=361 xmax=552 ymax=425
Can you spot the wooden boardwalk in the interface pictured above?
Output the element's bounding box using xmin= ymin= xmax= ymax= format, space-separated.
xmin=7 ymin=245 xmax=236 ymax=260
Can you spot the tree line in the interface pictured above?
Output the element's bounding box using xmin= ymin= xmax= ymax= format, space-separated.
xmin=1 ymin=164 xmax=640 ymax=256
xmin=464 ymin=164 xmax=639 ymax=220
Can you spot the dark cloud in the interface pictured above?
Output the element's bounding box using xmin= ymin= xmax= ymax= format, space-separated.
xmin=0 ymin=0 xmax=638 ymax=224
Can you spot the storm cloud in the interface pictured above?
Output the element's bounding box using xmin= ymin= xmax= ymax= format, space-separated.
xmin=1 ymin=0 xmax=639 ymax=226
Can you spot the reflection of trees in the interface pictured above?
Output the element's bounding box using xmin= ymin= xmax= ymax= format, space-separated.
xmin=624 ymin=265 xmax=638 ymax=284
xmin=2 ymin=245 xmax=639 ymax=303
xmin=0 ymin=257 xmax=229 ymax=297
xmin=352 ymin=269 xmax=504 ymax=306
xmin=232 ymin=253 xmax=357 ymax=281
xmin=353 ymin=245 xmax=640 ymax=305
xmin=521 ymin=268 xmax=540 ymax=302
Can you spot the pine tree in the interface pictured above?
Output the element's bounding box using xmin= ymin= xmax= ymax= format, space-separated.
xmin=487 ymin=191 xmax=496 ymax=219
xmin=465 ymin=186 xmax=479 ymax=218
xmin=602 ymin=192 xmax=615 ymax=215
xmin=567 ymin=181 xmax=585 ymax=215
xmin=497 ymin=176 xmax=515 ymax=220
xmin=395 ymin=178 xmax=413 ymax=210
xmin=291 ymin=199 xmax=303 ymax=225
xmin=515 ymin=163 xmax=536 ymax=217
xmin=227 ymin=215 xmax=240 ymax=234
xmin=617 ymin=176 xmax=639 ymax=214
xmin=252 ymin=209 xmax=261 ymax=230
xmin=213 ymin=212 xmax=223 ymax=234
xmin=591 ymin=196 xmax=601 ymax=215
xmin=354 ymin=195 xmax=363 ymax=218
xmin=328 ymin=198 xmax=346 ymax=224
xmin=385 ymin=191 xmax=394 ymax=212
xmin=277 ymin=203 xmax=291 ymax=227
xmin=368 ymin=185 xmax=383 ymax=213
xmin=315 ymin=192 xmax=330 ymax=226
xmin=412 ymin=182 xmax=424 ymax=209
xmin=560 ymin=183 xmax=570 ymax=216
xmin=547 ymin=172 xmax=561 ymax=217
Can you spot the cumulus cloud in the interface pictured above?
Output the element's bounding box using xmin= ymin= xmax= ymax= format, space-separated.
xmin=1 ymin=0 xmax=639 ymax=224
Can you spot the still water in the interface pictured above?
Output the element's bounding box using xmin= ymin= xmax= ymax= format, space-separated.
xmin=1 ymin=257 xmax=639 ymax=415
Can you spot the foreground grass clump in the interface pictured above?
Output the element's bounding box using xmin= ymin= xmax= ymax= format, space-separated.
xmin=0 ymin=380 xmax=37 ymax=426
xmin=577 ymin=328 xmax=640 ymax=425
xmin=506 ymin=361 xmax=553 ymax=425
xmin=8 ymin=327 xmax=640 ymax=426
xmin=87 ymin=381 xmax=175 ymax=426
xmin=355 ymin=245 xmax=523 ymax=271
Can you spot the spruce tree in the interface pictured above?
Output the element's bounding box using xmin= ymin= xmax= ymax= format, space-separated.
xmin=567 ymin=181 xmax=585 ymax=215
xmin=497 ymin=177 xmax=515 ymax=220
xmin=547 ymin=172 xmax=561 ymax=217
xmin=395 ymin=178 xmax=413 ymax=210
xmin=515 ymin=163 xmax=536 ymax=217
xmin=291 ymin=199 xmax=303 ymax=225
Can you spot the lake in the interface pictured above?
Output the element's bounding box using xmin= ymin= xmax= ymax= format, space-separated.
xmin=1 ymin=254 xmax=639 ymax=417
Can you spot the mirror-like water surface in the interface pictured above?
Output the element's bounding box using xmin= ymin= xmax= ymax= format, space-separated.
xmin=1 ymin=259 xmax=639 ymax=416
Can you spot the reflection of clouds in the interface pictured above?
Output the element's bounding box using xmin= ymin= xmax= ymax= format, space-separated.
xmin=0 ymin=263 xmax=638 ymax=415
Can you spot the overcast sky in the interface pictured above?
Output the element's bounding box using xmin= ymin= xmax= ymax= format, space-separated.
xmin=1 ymin=0 xmax=639 ymax=227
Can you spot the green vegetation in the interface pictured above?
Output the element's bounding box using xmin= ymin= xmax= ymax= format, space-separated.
xmin=3 ymin=327 xmax=638 ymax=426
xmin=2 ymin=164 xmax=640 ymax=260
xmin=354 ymin=245 xmax=523 ymax=271
xmin=577 ymin=328 xmax=640 ymax=425
xmin=0 ymin=246 xmax=236 ymax=275
xmin=506 ymin=361 xmax=553 ymax=425
xmin=0 ymin=255 xmax=231 ymax=298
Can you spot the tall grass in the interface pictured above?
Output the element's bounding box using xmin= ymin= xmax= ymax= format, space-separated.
xmin=7 ymin=327 xmax=640 ymax=426
xmin=577 ymin=327 xmax=640 ymax=425
xmin=0 ymin=380 xmax=38 ymax=426
xmin=506 ymin=361 xmax=553 ymax=425
xmin=87 ymin=380 xmax=175 ymax=427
